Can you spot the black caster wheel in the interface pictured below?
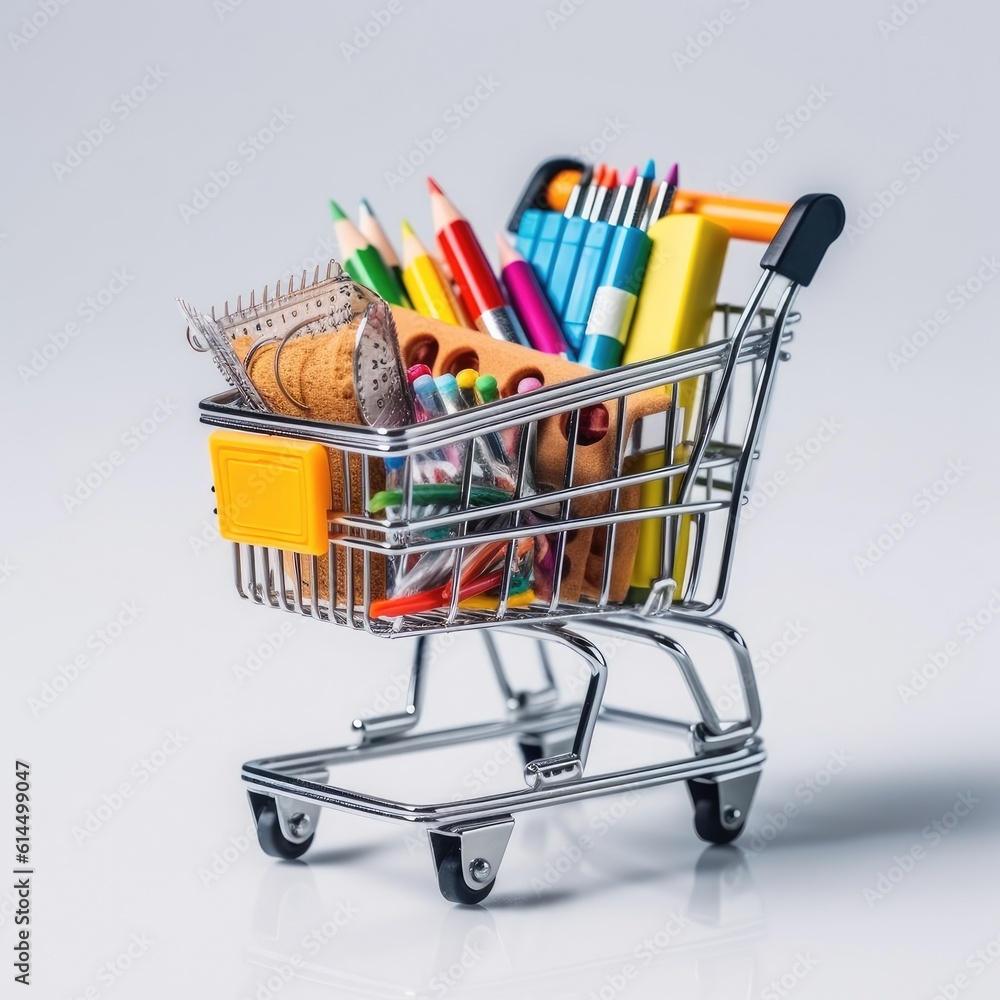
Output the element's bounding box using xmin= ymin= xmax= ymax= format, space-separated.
xmin=254 ymin=798 xmax=315 ymax=860
xmin=435 ymin=847 xmax=496 ymax=905
xmin=688 ymin=779 xmax=748 ymax=846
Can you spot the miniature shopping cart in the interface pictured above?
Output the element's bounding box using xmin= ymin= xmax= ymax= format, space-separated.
xmin=195 ymin=193 xmax=844 ymax=903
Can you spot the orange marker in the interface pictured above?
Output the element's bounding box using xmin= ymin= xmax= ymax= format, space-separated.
xmin=546 ymin=168 xmax=582 ymax=213
xmin=671 ymin=191 xmax=791 ymax=242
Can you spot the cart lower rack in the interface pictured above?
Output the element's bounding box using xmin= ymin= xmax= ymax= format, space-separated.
xmin=196 ymin=194 xmax=844 ymax=902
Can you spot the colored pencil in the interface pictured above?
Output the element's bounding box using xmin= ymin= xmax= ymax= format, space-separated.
xmin=329 ymin=200 xmax=406 ymax=306
xmin=358 ymin=198 xmax=411 ymax=307
xmin=400 ymin=220 xmax=469 ymax=326
xmin=427 ymin=177 xmax=527 ymax=345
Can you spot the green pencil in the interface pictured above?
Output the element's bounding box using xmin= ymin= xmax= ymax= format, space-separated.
xmin=358 ymin=197 xmax=412 ymax=308
xmin=329 ymin=200 xmax=406 ymax=306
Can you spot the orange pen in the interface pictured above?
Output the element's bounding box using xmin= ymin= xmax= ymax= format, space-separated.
xmin=670 ymin=190 xmax=791 ymax=242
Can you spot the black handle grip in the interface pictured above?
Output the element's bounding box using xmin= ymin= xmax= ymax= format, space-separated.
xmin=760 ymin=193 xmax=845 ymax=286
xmin=506 ymin=156 xmax=586 ymax=232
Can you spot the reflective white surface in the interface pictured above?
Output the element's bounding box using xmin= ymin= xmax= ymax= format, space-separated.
xmin=5 ymin=0 xmax=999 ymax=996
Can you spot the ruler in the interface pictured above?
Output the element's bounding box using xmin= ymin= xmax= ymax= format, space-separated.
xmin=180 ymin=260 xmax=412 ymax=426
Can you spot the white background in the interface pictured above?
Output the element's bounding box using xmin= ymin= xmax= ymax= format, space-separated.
xmin=4 ymin=0 xmax=999 ymax=997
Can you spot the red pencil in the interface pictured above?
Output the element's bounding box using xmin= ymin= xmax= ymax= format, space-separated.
xmin=427 ymin=177 xmax=527 ymax=346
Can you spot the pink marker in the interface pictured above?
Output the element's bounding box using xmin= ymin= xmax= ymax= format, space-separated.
xmin=495 ymin=232 xmax=568 ymax=356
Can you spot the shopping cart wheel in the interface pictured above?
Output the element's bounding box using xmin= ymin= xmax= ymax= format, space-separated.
xmin=435 ymin=850 xmax=496 ymax=905
xmin=428 ymin=817 xmax=514 ymax=905
xmin=251 ymin=796 xmax=315 ymax=860
xmin=687 ymin=770 xmax=760 ymax=846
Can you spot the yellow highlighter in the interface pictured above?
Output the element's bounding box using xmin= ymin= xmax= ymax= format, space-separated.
xmin=400 ymin=219 xmax=471 ymax=327
xmin=622 ymin=214 xmax=729 ymax=604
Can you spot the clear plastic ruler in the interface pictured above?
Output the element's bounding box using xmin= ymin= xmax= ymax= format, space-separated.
xmin=179 ymin=260 xmax=412 ymax=426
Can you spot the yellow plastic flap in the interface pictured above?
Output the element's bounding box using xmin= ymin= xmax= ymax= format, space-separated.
xmin=208 ymin=430 xmax=330 ymax=556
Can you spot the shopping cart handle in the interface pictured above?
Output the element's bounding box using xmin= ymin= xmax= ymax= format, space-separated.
xmin=760 ymin=193 xmax=845 ymax=286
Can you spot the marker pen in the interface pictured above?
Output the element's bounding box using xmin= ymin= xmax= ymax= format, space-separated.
xmin=577 ymin=161 xmax=660 ymax=369
xmin=545 ymin=165 xmax=606 ymax=322
xmin=496 ymin=233 xmax=568 ymax=356
xmin=456 ymin=368 xmax=479 ymax=409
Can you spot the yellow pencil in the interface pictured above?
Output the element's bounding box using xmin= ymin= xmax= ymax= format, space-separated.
xmin=400 ymin=220 xmax=471 ymax=327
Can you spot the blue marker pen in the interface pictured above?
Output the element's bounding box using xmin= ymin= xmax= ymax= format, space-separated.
xmin=560 ymin=166 xmax=623 ymax=353
xmin=542 ymin=165 xmax=602 ymax=324
xmin=515 ymin=209 xmax=544 ymax=261
xmin=577 ymin=227 xmax=651 ymax=369
xmin=578 ymin=160 xmax=660 ymax=370
xmin=529 ymin=212 xmax=568 ymax=285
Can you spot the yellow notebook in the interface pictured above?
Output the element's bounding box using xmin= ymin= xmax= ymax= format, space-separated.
xmin=623 ymin=214 xmax=729 ymax=604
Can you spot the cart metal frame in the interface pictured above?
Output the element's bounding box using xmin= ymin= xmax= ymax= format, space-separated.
xmin=196 ymin=193 xmax=844 ymax=902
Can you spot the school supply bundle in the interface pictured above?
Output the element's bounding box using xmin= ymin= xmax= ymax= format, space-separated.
xmin=184 ymin=155 xmax=845 ymax=903
xmin=183 ymin=155 xmax=842 ymax=620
